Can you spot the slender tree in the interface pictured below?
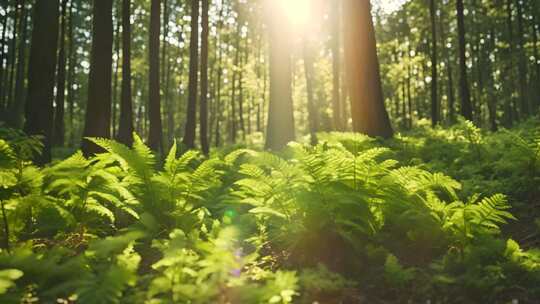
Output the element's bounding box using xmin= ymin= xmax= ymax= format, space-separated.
xmin=265 ymin=1 xmax=295 ymax=150
xmin=330 ymin=0 xmax=342 ymax=130
xmin=53 ymin=0 xmax=68 ymax=146
xmin=117 ymin=0 xmax=134 ymax=146
xmin=199 ymin=0 xmax=209 ymax=154
xmin=81 ymin=0 xmax=113 ymax=156
xmin=343 ymin=0 xmax=393 ymax=138
xmin=429 ymin=0 xmax=438 ymax=126
xmin=148 ymin=0 xmax=163 ymax=153
xmin=10 ymin=0 xmax=28 ymax=128
xmin=456 ymin=0 xmax=473 ymax=121
xmin=183 ymin=0 xmax=199 ymax=149
xmin=23 ymin=0 xmax=60 ymax=164
xmin=303 ymin=41 xmax=318 ymax=145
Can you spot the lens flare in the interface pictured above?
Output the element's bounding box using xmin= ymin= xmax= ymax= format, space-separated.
xmin=276 ymin=0 xmax=312 ymax=29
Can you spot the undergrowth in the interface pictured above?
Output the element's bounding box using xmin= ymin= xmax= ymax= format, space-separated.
xmin=0 ymin=119 xmax=539 ymax=303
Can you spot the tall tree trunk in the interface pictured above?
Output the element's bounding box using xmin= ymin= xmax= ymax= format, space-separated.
xmin=81 ymin=0 xmax=113 ymax=156
xmin=0 ymin=6 xmax=7 ymax=114
xmin=532 ymin=3 xmax=540 ymax=114
xmin=6 ymin=0 xmax=21 ymax=111
xmin=214 ymin=5 xmax=224 ymax=147
xmin=429 ymin=0 xmax=438 ymax=126
xmin=183 ymin=0 xmax=199 ymax=149
xmin=117 ymin=0 xmax=134 ymax=146
xmin=199 ymin=0 xmax=209 ymax=154
xmin=439 ymin=7 xmax=456 ymax=124
xmin=23 ymin=0 xmax=60 ymax=164
xmin=265 ymin=1 xmax=295 ymax=150
xmin=148 ymin=0 xmax=163 ymax=153
xmin=303 ymin=41 xmax=318 ymax=146
xmin=330 ymin=0 xmax=342 ymax=131
xmin=67 ymin=0 xmax=76 ymax=147
xmin=10 ymin=0 xmax=28 ymax=128
xmin=53 ymin=0 xmax=68 ymax=146
xmin=504 ymin=0 xmax=515 ymax=126
xmin=456 ymin=0 xmax=473 ymax=121
xmin=112 ymin=13 xmax=121 ymax=138
xmin=343 ymin=0 xmax=393 ymax=138
xmin=515 ymin=0 xmax=529 ymax=117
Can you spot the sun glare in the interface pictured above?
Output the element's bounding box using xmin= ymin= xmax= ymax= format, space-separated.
xmin=276 ymin=0 xmax=312 ymax=29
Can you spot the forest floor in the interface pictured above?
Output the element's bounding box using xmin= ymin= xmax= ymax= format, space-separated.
xmin=0 ymin=118 xmax=539 ymax=303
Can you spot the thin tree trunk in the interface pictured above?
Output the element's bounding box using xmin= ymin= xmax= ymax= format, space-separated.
xmin=183 ymin=0 xmax=199 ymax=149
xmin=53 ymin=0 xmax=68 ymax=147
xmin=439 ymin=8 xmax=456 ymax=124
xmin=24 ymin=0 xmax=60 ymax=164
xmin=330 ymin=0 xmax=341 ymax=130
xmin=456 ymin=0 xmax=473 ymax=121
xmin=148 ymin=0 xmax=163 ymax=153
xmin=199 ymin=0 xmax=209 ymax=154
xmin=303 ymin=41 xmax=318 ymax=146
xmin=117 ymin=0 xmax=134 ymax=146
xmin=10 ymin=0 xmax=27 ymax=128
xmin=6 ymin=0 xmax=21 ymax=111
xmin=81 ymin=0 xmax=113 ymax=156
xmin=0 ymin=7 xmax=7 ymax=113
xmin=112 ymin=13 xmax=121 ymax=138
xmin=429 ymin=0 xmax=438 ymax=126
xmin=67 ymin=0 xmax=76 ymax=147
xmin=516 ymin=0 xmax=529 ymax=117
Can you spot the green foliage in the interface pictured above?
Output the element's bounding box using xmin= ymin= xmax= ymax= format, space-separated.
xmin=0 ymin=123 xmax=539 ymax=303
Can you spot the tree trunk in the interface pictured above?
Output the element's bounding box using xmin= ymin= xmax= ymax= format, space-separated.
xmin=343 ymin=0 xmax=393 ymax=138
xmin=439 ymin=7 xmax=456 ymax=124
xmin=148 ymin=0 xmax=163 ymax=153
xmin=183 ymin=0 xmax=199 ymax=149
xmin=199 ymin=0 xmax=209 ymax=155
xmin=67 ymin=0 xmax=76 ymax=146
xmin=515 ymin=0 xmax=529 ymax=117
xmin=53 ymin=0 xmax=68 ymax=147
xmin=117 ymin=0 xmax=134 ymax=146
xmin=81 ymin=0 xmax=113 ymax=156
xmin=23 ymin=0 xmax=60 ymax=164
xmin=265 ymin=1 xmax=295 ymax=150
xmin=10 ymin=0 xmax=28 ymax=128
xmin=330 ymin=0 xmax=342 ymax=131
xmin=0 ymin=7 xmax=7 ymax=113
xmin=112 ymin=13 xmax=121 ymax=138
xmin=303 ymin=41 xmax=318 ymax=146
xmin=6 ymin=0 xmax=21 ymax=112
xmin=429 ymin=0 xmax=438 ymax=126
xmin=456 ymin=0 xmax=473 ymax=121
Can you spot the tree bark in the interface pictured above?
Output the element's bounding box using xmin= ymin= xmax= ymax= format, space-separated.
xmin=117 ymin=0 xmax=134 ymax=146
xmin=429 ymin=0 xmax=438 ymax=126
xmin=23 ymin=0 xmax=60 ymax=164
xmin=303 ymin=41 xmax=318 ymax=146
xmin=199 ymin=0 xmax=209 ymax=154
xmin=10 ymin=0 xmax=28 ymax=128
xmin=148 ymin=0 xmax=163 ymax=153
xmin=456 ymin=0 xmax=473 ymax=121
xmin=265 ymin=1 xmax=295 ymax=150
xmin=53 ymin=0 xmax=68 ymax=146
xmin=343 ymin=0 xmax=393 ymax=138
xmin=81 ymin=0 xmax=113 ymax=156
xmin=183 ymin=0 xmax=199 ymax=149
xmin=330 ymin=0 xmax=341 ymax=131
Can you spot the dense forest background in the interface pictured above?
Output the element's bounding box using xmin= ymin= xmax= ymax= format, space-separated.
xmin=1 ymin=0 xmax=539 ymax=159
xmin=0 ymin=0 xmax=540 ymax=303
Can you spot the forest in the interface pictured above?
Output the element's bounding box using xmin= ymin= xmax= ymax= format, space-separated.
xmin=0 ymin=0 xmax=539 ymax=302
